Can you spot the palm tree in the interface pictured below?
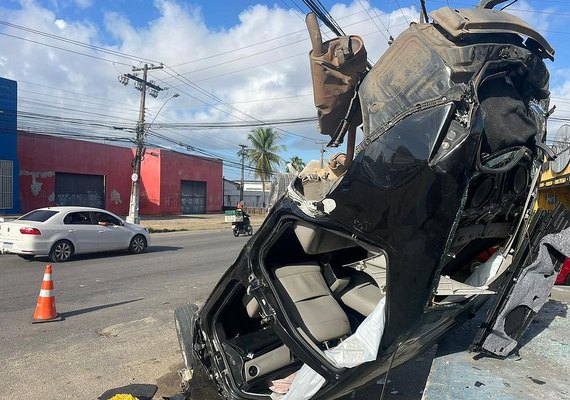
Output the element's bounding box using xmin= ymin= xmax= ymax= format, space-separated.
xmin=289 ymin=156 xmax=305 ymax=173
xmin=245 ymin=127 xmax=286 ymax=207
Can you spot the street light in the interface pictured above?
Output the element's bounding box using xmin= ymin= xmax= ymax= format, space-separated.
xmin=147 ymin=93 xmax=179 ymax=129
xmin=126 ymin=93 xmax=180 ymax=224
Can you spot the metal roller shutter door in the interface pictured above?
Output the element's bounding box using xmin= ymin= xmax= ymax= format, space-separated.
xmin=181 ymin=180 xmax=206 ymax=214
xmin=55 ymin=172 xmax=105 ymax=208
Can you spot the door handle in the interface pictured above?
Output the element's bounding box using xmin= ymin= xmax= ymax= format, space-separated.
xmin=68 ymin=229 xmax=75 ymax=233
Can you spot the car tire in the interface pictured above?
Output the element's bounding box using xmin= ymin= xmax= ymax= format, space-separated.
xmin=129 ymin=235 xmax=147 ymax=254
xmin=17 ymin=254 xmax=35 ymax=261
xmin=565 ymin=274 xmax=570 ymax=286
xmin=174 ymin=303 xmax=199 ymax=370
xmin=49 ymin=240 xmax=74 ymax=262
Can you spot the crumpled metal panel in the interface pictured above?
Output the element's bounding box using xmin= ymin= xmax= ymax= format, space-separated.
xmin=431 ymin=7 xmax=554 ymax=60
xmin=474 ymin=207 xmax=570 ymax=357
xmin=309 ymin=35 xmax=367 ymax=138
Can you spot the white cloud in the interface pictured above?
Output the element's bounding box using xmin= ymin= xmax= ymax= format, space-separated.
xmin=1 ymin=0 xmax=561 ymax=177
xmin=0 ymin=0 xmax=420 ymax=176
xmin=73 ymin=0 xmax=93 ymax=9
xmin=54 ymin=19 xmax=67 ymax=29
xmin=507 ymin=0 xmax=553 ymax=33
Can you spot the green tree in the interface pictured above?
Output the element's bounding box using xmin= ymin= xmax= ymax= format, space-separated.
xmin=245 ymin=127 xmax=286 ymax=207
xmin=289 ymin=156 xmax=305 ymax=173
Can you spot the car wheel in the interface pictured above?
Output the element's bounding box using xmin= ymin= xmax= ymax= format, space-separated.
xmin=129 ymin=235 xmax=147 ymax=254
xmin=49 ymin=240 xmax=74 ymax=262
xmin=17 ymin=254 xmax=35 ymax=261
xmin=174 ymin=303 xmax=199 ymax=370
xmin=565 ymin=274 xmax=570 ymax=286
xmin=247 ymin=225 xmax=253 ymax=236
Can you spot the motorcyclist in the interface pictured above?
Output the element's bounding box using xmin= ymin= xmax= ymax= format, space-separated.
xmin=236 ymin=203 xmax=250 ymax=232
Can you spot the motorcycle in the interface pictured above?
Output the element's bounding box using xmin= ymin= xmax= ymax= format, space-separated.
xmin=232 ymin=216 xmax=253 ymax=237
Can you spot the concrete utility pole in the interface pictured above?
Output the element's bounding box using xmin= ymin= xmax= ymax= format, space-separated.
xmin=119 ymin=63 xmax=165 ymax=224
xmin=239 ymin=144 xmax=247 ymax=203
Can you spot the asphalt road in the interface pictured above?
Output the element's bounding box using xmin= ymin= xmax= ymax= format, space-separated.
xmin=1 ymin=226 xmax=563 ymax=400
xmin=0 ymin=229 xmax=432 ymax=400
xmin=0 ymin=228 xmax=245 ymax=400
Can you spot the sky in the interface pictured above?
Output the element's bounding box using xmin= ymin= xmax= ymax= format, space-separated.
xmin=1 ymin=0 xmax=570 ymax=180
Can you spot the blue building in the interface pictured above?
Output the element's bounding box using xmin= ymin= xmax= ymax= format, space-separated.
xmin=0 ymin=77 xmax=19 ymax=214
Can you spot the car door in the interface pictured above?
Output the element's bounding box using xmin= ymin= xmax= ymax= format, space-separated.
xmin=63 ymin=211 xmax=100 ymax=253
xmin=91 ymin=212 xmax=130 ymax=251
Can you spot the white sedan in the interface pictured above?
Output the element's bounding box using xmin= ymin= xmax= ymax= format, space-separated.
xmin=0 ymin=206 xmax=151 ymax=262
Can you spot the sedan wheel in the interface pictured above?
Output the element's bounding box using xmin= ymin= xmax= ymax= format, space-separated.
xmin=129 ymin=235 xmax=147 ymax=254
xmin=49 ymin=240 xmax=74 ymax=262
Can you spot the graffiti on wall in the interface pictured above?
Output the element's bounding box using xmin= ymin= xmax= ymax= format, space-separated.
xmin=111 ymin=189 xmax=122 ymax=205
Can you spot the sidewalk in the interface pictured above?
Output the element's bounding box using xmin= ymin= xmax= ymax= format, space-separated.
xmin=140 ymin=213 xmax=266 ymax=233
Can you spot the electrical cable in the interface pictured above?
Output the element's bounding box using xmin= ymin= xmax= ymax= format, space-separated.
xmin=0 ymin=31 xmax=132 ymax=66
xmin=0 ymin=20 xmax=161 ymax=64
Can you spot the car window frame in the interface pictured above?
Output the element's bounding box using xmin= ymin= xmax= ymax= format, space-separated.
xmin=63 ymin=211 xmax=96 ymax=225
xmin=18 ymin=210 xmax=59 ymax=222
xmin=91 ymin=212 xmax=121 ymax=226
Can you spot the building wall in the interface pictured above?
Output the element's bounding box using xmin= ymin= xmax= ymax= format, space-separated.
xmin=139 ymin=149 xmax=162 ymax=215
xmin=17 ymin=132 xmax=222 ymax=215
xmin=17 ymin=132 xmax=132 ymax=215
xmin=159 ymin=150 xmax=223 ymax=213
xmin=0 ymin=77 xmax=19 ymax=214
xmin=223 ymin=179 xmax=268 ymax=209
xmin=537 ymin=185 xmax=570 ymax=211
xmin=538 ymin=157 xmax=570 ymax=211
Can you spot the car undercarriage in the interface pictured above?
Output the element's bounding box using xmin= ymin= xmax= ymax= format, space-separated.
xmin=174 ymin=1 xmax=570 ymax=399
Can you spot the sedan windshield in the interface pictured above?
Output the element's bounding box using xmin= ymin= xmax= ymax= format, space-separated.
xmin=18 ymin=210 xmax=59 ymax=222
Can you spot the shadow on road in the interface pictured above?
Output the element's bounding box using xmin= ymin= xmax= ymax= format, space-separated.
xmin=145 ymin=245 xmax=183 ymax=254
xmin=21 ymin=245 xmax=183 ymax=263
xmin=60 ymin=298 xmax=144 ymax=319
xmin=517 ymin=298 xmax=567 ymax=349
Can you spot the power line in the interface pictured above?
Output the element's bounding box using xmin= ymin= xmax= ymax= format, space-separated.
xmin=356 ymin=0 xmax=391 ymax=42
xmin=394 ymin=0 xmax=411 ymax=25
xmin=0 ymin=20 xmax=161 ymax=64
xmin=0 ymin=31 xmax=133 ymax=66
xmin=157 ymin=66 xmax=317 ymax=142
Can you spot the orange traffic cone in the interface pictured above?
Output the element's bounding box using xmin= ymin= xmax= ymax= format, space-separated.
xmin=32 ymin=265 xmax=62 ymax=323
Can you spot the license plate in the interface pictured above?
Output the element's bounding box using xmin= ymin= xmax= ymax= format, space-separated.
xmin=2 ymin=242 xmax=13 ymax=250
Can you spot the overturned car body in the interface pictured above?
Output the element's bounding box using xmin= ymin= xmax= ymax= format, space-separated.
xmin=175 ymin=3 xmax=569 ymax=399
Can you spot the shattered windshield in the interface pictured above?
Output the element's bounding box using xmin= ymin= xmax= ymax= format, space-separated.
xmin=359 ymin=31 xmax=452 ymax=147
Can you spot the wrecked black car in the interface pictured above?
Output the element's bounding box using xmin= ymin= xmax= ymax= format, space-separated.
xmin=174 ymin=2 xmax=569 ymax=399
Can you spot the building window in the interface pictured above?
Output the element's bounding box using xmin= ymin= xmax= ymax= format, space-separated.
xmin=0 ymin=160 xmax=13 ymax=209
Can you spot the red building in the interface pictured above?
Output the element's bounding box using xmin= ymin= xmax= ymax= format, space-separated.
xmin=17 ymin=132 xmax=223 ymax=215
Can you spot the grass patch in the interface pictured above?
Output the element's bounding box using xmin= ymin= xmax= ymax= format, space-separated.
xmin=146 ymin=227 xmax=189 ymax=234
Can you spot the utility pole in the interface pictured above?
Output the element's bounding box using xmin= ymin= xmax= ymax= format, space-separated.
xmin=119 ymin=63 xmax=165 ymax=224
xmin=239 ymin=144 xmax=248 ymax=204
